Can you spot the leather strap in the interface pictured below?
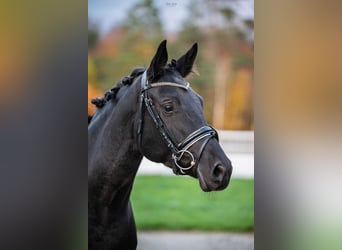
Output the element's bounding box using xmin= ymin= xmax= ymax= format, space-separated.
xmin=137 ymin=70 xmax=219 ymax=174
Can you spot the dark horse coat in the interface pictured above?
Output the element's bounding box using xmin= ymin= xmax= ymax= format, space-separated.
xmin=88 ymin=40 xmax=232 ymax=250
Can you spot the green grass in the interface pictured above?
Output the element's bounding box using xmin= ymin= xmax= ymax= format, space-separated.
xmin=131 ymin=176 xmax=254 ymax=231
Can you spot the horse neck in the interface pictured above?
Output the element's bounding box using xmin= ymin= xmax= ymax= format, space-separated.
xmin=88 ymin=81 xmax=142 ymax=209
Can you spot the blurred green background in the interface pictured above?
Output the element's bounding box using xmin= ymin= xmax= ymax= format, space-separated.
xmin=131 ymin=176 xmax=254 ymax=231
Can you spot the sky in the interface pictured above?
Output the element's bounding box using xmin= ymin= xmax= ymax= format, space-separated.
xmin=88 ymin=0 xmax=254 ymax=35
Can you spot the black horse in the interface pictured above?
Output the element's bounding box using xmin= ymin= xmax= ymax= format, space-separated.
xmin=88 ymin=40 xmax=232 ymax=250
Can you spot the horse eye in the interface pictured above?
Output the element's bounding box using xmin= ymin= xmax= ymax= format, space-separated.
xmin=163 ymin=104 xmax=174 ymax=113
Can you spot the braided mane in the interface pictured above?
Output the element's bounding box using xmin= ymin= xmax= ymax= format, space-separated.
xmin=91 ymin=67 xmax=146 ymax=109
xmin=89 ymin=61 xmax=183 ymax=124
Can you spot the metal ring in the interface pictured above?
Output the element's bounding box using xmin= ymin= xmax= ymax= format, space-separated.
xmin=172 ymin=150 xmax=196 ymax=174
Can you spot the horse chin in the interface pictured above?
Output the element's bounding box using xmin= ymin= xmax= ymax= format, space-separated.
xmin=164 ymin=160 xmax=229 ymax=192
xmin=196 ymin=167 xmax=230 ymax=192
xmin=196 ymin=168 xmax=212 ymax=192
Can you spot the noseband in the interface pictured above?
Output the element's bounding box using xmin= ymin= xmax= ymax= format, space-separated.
xmin=137 ymin=71 xmax=218 ymax=174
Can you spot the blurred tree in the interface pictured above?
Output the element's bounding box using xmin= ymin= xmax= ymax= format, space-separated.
xmin=214 ymin=0 xmax=254 ymax=45
xmin=88 ymin=20 xmax=99 ymax=50
xmin=220 ymin=6 xmax=235 ymax=21
xmin=224 ymin=68 xmax=253 ymax=130
xmin=123 ymin=0 xmax=163 ymax=39
xmin=88 ymin=56 xmax=96 ymax=84
xmin=88 ymin=0 xmax=253 ymax=130
xmin=177 ymin=0 xmax=253 ymax=130
xmin=90 ymin=0 xmax=166 ymax=91
xmin=88 ymin=0 xmax=166 ymax=113
xmin=88 ymin=56 xmax=103 ymax=115
xmin=178 ymin=0 xmax=206 ymax=43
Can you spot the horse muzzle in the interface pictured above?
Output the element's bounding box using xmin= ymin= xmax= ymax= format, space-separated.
xmin=196 ymin=143 xmax=233 ymax=192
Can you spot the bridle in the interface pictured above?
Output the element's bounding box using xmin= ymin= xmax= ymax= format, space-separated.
xmin=137 ymin=71 xmax=219 ymax=174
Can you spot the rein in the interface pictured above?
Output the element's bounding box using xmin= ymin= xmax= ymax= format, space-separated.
xmin=137 ymin=71 xmax=218 ymax=174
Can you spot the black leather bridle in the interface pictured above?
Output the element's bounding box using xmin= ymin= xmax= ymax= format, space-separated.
xmin=137 ymin=71 xmax=219 ymax=174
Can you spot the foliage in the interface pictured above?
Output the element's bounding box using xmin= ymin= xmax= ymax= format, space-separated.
xmin=232 ymin=54 xmax=254 ymax=69
xmin=88 ymin=21 xmax=99 ymax=50
xmin=88 ymin=0 xmax=254 ymax=130
xmin=88 ymin=56 xmax=103 ymax=114
xmin=220 ymin=7 xmax=235 ymax=21
xmin=88 ymin=56 xmax=96 ymax=83
xmin=123 ymin=0 xmax=163 ymax=38
xmin=131 ymin=176 xmax=254 ymax=231
xmin=225 ymin=69 xmax=253 ymax=130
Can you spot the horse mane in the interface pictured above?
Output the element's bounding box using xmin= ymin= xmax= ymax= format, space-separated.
xmin=90 ymin=59 xmax=195 ymax=113
xmin=91 ymin=67 xmax=146 ymax=109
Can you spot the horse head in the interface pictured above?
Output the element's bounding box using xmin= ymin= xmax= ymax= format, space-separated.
xmin=137 ymin=40 xmax=232 ymax=191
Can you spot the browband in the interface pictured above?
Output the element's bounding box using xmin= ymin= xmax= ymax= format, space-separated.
xmin=144 ymin=82 xmax=189 ymax=91
xmin=140 ymin=71 xmax=189 ymax=91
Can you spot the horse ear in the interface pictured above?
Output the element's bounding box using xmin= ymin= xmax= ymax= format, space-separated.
xmin=147 ymin=40 xmax=168 ymax=81
xmin=176 ymin=43 xmax=198 ymax=77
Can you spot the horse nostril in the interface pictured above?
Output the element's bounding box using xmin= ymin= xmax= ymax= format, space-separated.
xmin=212 ymin=164 xmax=226 ymax=182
